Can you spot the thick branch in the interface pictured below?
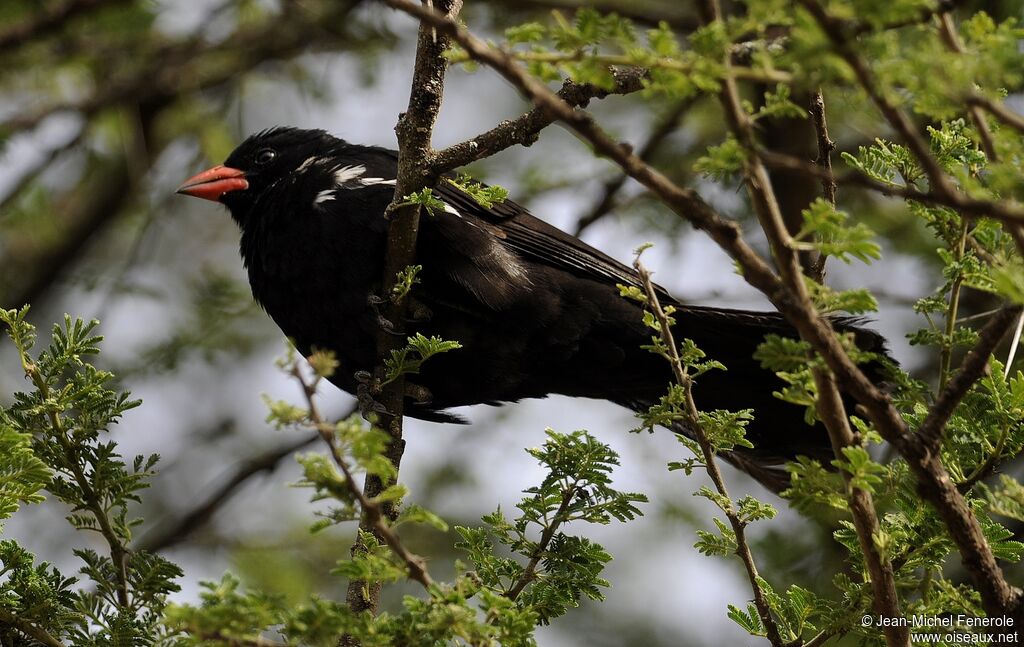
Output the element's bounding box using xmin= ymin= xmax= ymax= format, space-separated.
xmin=701 ymin=1 xmax=905 ymax=639
xmin=347 ymin=0 xmax=462 ymax=619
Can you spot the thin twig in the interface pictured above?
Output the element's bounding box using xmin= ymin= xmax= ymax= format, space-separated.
xmin=447 ymin=49 xmax=791 ymax=84
xmin=289 ymin=364 xmax=433 ymax=590
xmin=1005 ymin=312 xmax=1024 ymax=378
xmin=634 ymin=259 xmax=790 ymax=647
xmin=917 ymin=303 xmax=1024 ymax=450
xmin=503 ymin=487 xmax=577 ymax=600
xmin=936 ymin=13 xmax=998 ymax=161
xmin=757 ymin=149 xmax=1024 ymax=225
xmin=796 ymin=0 xmax=953 ymax=197
xmin=138 ymin=430 xmax=324 ymax=554
xmin=939 ymin=220 xmax=970 ymax=392
xmin=968 ymin=94 xmax=1024 ymax=137
xmin=430 ymin=68 xmax=646 ymax=174
xmin=574 ymin=98 xmax=693 ymax=236
xmin=808 ymin=90 xmax=834 ymax=282
xmin=0 ymin=608 xmax=67 ymax=647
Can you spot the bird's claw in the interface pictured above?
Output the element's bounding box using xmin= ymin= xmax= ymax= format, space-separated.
xmin=355 ymin=371 xmax=389 ymax=419
xmin=367 ymin=293 xmax=404 ymax=336
xmin=405 ymin=381 xmax=433 ymax=404
xmin=406 ymin=297 xmax=432 ymax=324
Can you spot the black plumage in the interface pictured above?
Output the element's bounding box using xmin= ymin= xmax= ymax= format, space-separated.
xmin=177 ymin=126 xmax=890 ymax=491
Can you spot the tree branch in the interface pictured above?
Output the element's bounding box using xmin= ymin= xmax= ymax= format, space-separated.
xmin=634 ymin=259 xmax=790 ymax=647
xmin=574 ymin=98 xmax=693 ymax=236
xmin=967 ymin=94 xmax=1024 ymax=138
xmin=917 ymin=303 xmax=1024 ymax=450
xmin=289 ymin=364 xmax=433 ymax=591
xmin=430 ymin=69 xmax=646 ymax=174
xmin=0 ymin=0 xmax=129 ymax=55
xmin=346 ymin=0 xmax=462 ymax=620
xmin=0 ymin=608 xmax=67 ymax=647
xmin=757 ymin=150 xmax=1024 ymax=225
xmin=798 ymin=0 xmax=1023 ymax=625
xmin=381 ymin=0 xmax=1023 ymax=626
xmin=699 ymin=1 xmax=905 ymax=640
xmin=137 ymin=431 xmax=324 ymax=554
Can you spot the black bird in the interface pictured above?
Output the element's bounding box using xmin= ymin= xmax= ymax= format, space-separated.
xmin=177 ymin=126 xmax=889 ymax=491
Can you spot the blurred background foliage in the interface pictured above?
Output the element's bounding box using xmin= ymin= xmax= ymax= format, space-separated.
xmin=1 ymin=0 xmax=1023 ymax=645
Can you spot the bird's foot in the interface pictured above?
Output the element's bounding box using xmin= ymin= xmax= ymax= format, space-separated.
xmin=354 ymin=370 xmax=388 ymax=420
xmin=406 ymin=296 xmax=432 ymax=324
xmin=366 ymin=294 xmax=403 ymax=336
xmin=405 ymin=381 xmax=433 ymax=404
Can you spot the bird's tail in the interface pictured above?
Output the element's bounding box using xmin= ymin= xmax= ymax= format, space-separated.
xmin=626 ymin=304 xmax=891 ymax=494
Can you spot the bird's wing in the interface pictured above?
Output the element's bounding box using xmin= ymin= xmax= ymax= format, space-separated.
xmin=432 ymin=180 xmax=674 ymax=301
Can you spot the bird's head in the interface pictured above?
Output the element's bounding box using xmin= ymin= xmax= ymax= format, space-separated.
xmin=176 ymin=126 xmax=341 ymax=220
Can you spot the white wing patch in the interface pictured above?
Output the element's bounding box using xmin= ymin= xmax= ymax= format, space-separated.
xmin=334 ymin=165 xmax=366 ymax=185
xmin=359 ymin=177 xmax=397 ymax=186
xmin=442 ymin=203 xmax=461 ymax=217
xmin=314 ymin=189 xmax=335 ymax=206
xmin=297 ymin=156 xmax=320 ymax=173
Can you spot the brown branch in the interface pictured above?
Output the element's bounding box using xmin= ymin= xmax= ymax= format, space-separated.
xmin=758 ymin=150 xmax=1024 ymax=225
xmin=346 ymin=0 xmax=462 ymax=620
xmin=813 ymin=369 xmax=906 ymax=644
xmin=635 ymin=259 xmax=790 ymax=647
xmin=289 ymin=364 xmax=433 ymax=592
xmin=0 ymin=0 xmax=129 ymax=54
xmin=796 ymin=0 xmax=954 ymax=197
xmin=430 ymin=68 xmax=646 ymax=174
xmin=798 ymin=0 xmax=1024 ymax=625
xmin=936 ymin=13 xmax=998 ymax=161
xmin=574 ymin=98 xmax=693 ymax=236
xmin=967 ymin=93 xmax=1024 ymax=137
xmin=701 ymin=1 xmax=905 ymax=640
xmin=504 ymin=487 xmax=577 ymax=600
xmin=0 ymin=608 xmax=67 ymax=647
xmin=917 ymin=304 xmax=1024 ymax=450
xmin=807 ymin=90 xmax=834 ymax=282
xmin=384 ymin=0 xmax=1023 ymax=626
xmin=137 ymin=431 xmax=323 ymax=554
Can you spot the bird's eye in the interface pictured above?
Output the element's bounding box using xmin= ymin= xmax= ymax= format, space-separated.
xmin=255 ymin=148 xmax=277 ymax=165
